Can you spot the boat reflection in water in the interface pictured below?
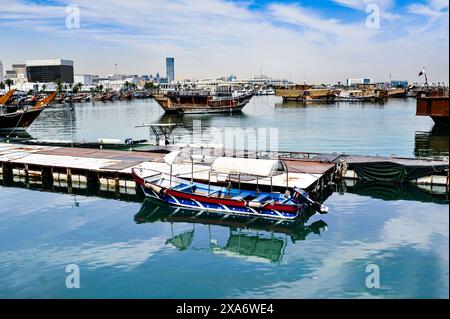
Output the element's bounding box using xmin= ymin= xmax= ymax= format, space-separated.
xmin=274 ymin=101 xmax=333 ymax=109
xmin=343 ymin=180 xmax=448 ymax=204
xmin=415 ymin=125 xmax=449 ymax=158
xmin=134 ymin=199 xmax=327 ymax=263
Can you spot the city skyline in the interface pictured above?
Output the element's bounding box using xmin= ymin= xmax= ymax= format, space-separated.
xmin=0 ymin=0 xmax=449 ymax=83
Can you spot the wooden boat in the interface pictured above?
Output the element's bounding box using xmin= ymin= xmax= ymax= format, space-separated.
xmin=53 ymin=94 xmax=65 ymax=104
xmin=0 ymin=92 xmax=56 ymax=132
xmin=335 ymin=85 xmax=388 ymax=102
xmin=275 ymin=85 xmax=336 ymax=102
xmin=103 ymin=92 xmax=116 ymax=101
xmin=23 ymin=94 xmax=41 ymax=105
xmin=388 ymin=87 xmax=408 ymax=98
xmin=336 ymin=89 xmax=385 ymax=102
xmin=70 ymin=94 xmax=85 ymax=103
xmin=416 ymin=96 xmax=449 ymax=125
xmin=152 ymin=90 xmax=255 ymax=114
xmin=93 ymin=94 xmax=106 ymax=101
xmin=132 ymin=155 xmax=328 ymax=220
xmin=119 ymin=93 xmax=133 ymax=100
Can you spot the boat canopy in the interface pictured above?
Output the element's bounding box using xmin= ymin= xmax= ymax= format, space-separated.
xmin=211 ymin=157 xmax=279 ymax=178
xmin=164 ymin=150 xmax=182 ymax=165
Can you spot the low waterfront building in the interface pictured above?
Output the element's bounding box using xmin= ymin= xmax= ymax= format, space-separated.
xmin=74 ymin=74 xmax=93 ymax=85
xmin=26 ymin=59 xmax=74 ymax=83
xmin=12 ymin=64 xmax=27 ymax=82
xmin=390 ymin=80 xmax=408 ymax=88
xmin=5 ymin=70 xmax=16 ymax=79
xmin=346 ymin=78 xmax=372 ymax=86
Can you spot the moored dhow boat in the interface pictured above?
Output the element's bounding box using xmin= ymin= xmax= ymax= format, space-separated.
xmin=152 ymin=89 xmax=255 ymax=114
xmin=0 ymin=91 xmax=56 ymax=132
xmin=132 ymin=154 xmax=328 ymax=220
xmin=416 ymin=95 xmax=449 ymax=126
xmin=275 ymin=85 xmax=336 ymax=102
xmin=387 ymin=87 xmax=408 ymax=98
xmin=93 ymin=93 xmax=107 ymax=101
xmin=335 ymin=85 xmax=388 ymax=102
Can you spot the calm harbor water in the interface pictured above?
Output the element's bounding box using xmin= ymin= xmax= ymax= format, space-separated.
xmin=0 ymin=97 xmax=448 ymax=298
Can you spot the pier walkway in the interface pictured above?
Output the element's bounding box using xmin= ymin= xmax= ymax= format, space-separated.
xmin=0 ymin=143 xmax=334 ymax=194
xmin=0 ymin=143 xmax=448 ymax=199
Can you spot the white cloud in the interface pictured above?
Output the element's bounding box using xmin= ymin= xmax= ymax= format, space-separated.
xmin=408 ymin=0 xmax=449 ymax=17
xmin=332 ymin=0 xmax=394 ymax=10
xmin=0 ymin=0 xmax=448 ymax=83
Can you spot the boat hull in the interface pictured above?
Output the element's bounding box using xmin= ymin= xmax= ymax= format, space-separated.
xmin=0 ymin=108 xmax=44 ymax=132
xmin=276 ymin=87 xmax=336 ymax=102
xmin=139 ymin=184 xmax=301 ymax=220
xmin=417 ymin=96 xmax=449 ymax=126
xmin=153 ymin=93 xmax=254 ymax=114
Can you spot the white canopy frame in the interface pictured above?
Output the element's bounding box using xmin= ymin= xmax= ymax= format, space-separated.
xmin=163 ymin=148 xmax=290 ymax=194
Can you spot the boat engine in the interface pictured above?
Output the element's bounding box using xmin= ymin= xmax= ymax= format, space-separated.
xmin=291 ymin=187 xmax=329 ymax=214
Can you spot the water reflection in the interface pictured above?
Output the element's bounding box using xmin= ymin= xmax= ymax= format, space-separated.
xmin=134 ymin=199 xmax=327 ymax=263
xmin=274 ymin=100 xmax=387 ymax=109
xmin=344 ymin=180 xmax=448 ymax=204
xmin=415 ymin=125 xmax=449 ymax=158
xmin=274 ymin=101 xmax=335 ymax=108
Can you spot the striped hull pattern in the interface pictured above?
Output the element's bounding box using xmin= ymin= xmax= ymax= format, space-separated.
xmin=140 ymin=185 xmax=301 ymax=220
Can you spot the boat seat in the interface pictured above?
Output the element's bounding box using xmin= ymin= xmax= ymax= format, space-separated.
xmin=208 ymin=189 xmax=221 ymax=197
xmin=176 ymin=184 xmax=195 ymax=192
xmin=280 ymin=198 xmax=291 ymax=204
xmin=232 ymin=191 xmax=252 ymax=200
xmin=251 ymin=194 xmax=269 ymax=203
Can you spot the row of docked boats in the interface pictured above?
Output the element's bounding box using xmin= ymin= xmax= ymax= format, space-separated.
xmin=52 ymin=91 xmax=152 ymax=104
xmin=274 ymin=84 xmax=412 ymax=102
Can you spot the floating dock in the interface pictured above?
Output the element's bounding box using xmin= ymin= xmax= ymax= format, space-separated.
xmin=0 ymin=143 xmax=448 ymax=201
xmin=0 ymin=143 xmax=334 ymax=197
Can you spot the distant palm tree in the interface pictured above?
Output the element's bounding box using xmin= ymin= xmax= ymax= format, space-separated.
xmin=4 ymin=79 xmax=14 ymax=90
xmin=41 ymin=84 xmax=47 ymax=92
xmin=73 ymin=82 xmax=83 ymax=93
xmin=98 ymin=84 xmax=104 ymax=93
xmin=54 ymin=79 xmax=63 ymax=93
xmin=144 ymin=82 xmax=154 ymax=91
xmin=0 ymin=82 xmax=5 ymax=90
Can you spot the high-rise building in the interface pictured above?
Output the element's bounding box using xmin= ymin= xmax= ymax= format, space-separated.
xmin=0 ymin=61 xmax=3 ymax=83
xmin=26 ymin=59 xmax=74 ymax=83
xmin=166 ymin=57 xmax=174 ymax=83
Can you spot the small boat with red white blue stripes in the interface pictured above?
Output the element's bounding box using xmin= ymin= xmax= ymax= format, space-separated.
xmin=132 ymin=154 xmax=328 ymax=221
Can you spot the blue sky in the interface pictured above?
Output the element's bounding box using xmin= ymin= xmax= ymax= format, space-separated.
xmin=0 ymin=0 xmax=448 ymax=83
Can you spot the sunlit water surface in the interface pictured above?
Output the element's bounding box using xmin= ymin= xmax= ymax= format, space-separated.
xmin=0 ymin=97 xmax=448 ymax=298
